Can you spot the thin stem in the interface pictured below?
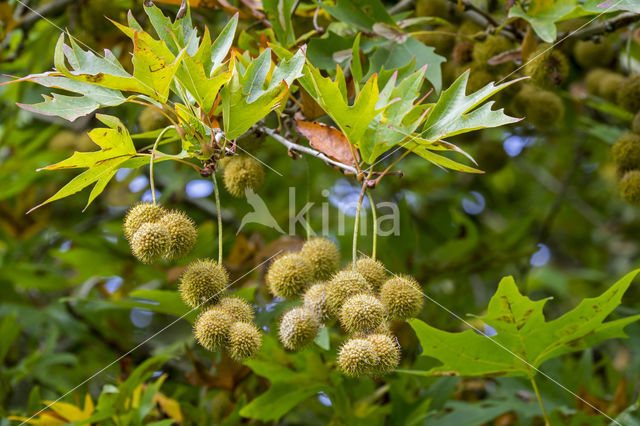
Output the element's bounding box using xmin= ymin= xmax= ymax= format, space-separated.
xmin=352 ymin=170 xmax=372 ymax=266
xmin=373 ymin=150 xmax=410 ymax=187
xmin=258 ymin=124 xmax=358 ymax=174
xmin=149 ymin=126 xmax=174 ymax=205
xmin=530 ymin=376 xmax=550 ymax=426
xmin=366 ymin=189 xmax=377 ymax=259
xmin=305 ymin=159 xmax=312 ymax=239
xmin=212 ymin=173 xmax=223 ymax=264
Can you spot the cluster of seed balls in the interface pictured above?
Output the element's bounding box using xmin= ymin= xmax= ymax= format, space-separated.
xmin=611 ymin=112 xmax=640 ymax=204
xmin=123 ymin=202 xmax=198 ymax=263
xmin=180 ymin=259 xmax=263 ymax=361
xmin=266 ymin=237 xmax=424 ymax=377
xmin=412 ymin=1 xmax=635 ymax=131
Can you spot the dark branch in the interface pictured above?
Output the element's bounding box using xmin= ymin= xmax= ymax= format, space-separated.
xmin=559 ymin=12 xmax=640 ymax=42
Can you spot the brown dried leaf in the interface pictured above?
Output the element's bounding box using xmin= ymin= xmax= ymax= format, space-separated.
xmin=487 ymin=48 xmax=522 ymax=66
xmin=296 ymin=120 xmax=360 ymax=166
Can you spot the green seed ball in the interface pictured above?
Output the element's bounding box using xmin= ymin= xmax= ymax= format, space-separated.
xmin=339 ymin=294 xmax=386 ymax=334
xmin=617 ymin=75 xmax=640 ymax=113
xmin=352 ymin=257 xmax=387 ymax=292
xmin=138 ymin=106 xmax=170 ymax=132
xmin=612 ymin=133 xmax=640 ymax=172
xmin=217 ymin=296 xmax=254 ymax=323
xmin=415 ymin=0 xmax=449 ymax=19
xmin=179 ymin=259 xmax=229 ymax=308
xmin=266 ymin=253 xmax=314 ymax=298
xmin=303 ymin=282 xmax=330 ymax=323
xmin=279 ymin=306 xmax=321 ymax=351
xmin=326 ymin=270 xmax=371 ymax=317
xmin=620 ymin=170 xmax=640 ymax=204
xmin=599 ymin=73 xmax=626 ymax=102
xmin=223 ymin=155 xmax=265 ymax=198
xmin=632 ymin=112 xmax=640 ymax=134
xmin=366 ymin=334 xmax=400 ymax=376
xmin=380 ymin=275 xmax=424 ymax=320
xmin=573 ymin=39 xmax=614 ymax=69
xmin=227 ymin=322 xmax=262 ymax=361
xmin=337 ymin=338 xmax=377 ymax=377
xmin=301 ymin=237 xmax=341 ymax=281
xmin=524 ymin=45 xmax=569 ymax=88
xmin=194 ymin=306 xmax=233 ymax=351
xmin=472 ymin=35 xmax=513 ymax=72
xmin=131 ymin=222 xmax=170 ymax=264
xmin=524 ymin=89 xmax=565 ymax=129
xmin=160 ymin=210 xmax=197 ymax=260
xmin=123 ymin=202 xmax=166 ymax=240
xmin=585 ymin=69 xmax=610 ymax=95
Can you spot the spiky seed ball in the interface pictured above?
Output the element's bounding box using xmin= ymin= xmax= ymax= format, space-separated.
xmin=524 ymin=45 xmax=569 ymax=88
xmin=227 ymin=322 xmax=262 ymax=361
xmin=475 ymin=140 xmax=508 ymax=173
xmin=179 ymin=259 xmax=229 ymax=308
xmin=131 ymin=222 xmax=170 ymax=263
xmin=415 ymin=0 xmax=449 ymax=19
xmin=337 ymin=338 xmax=377 ymax=377
xmin=472 ymin=35 xmax=512 ymax=71
xmin=123 ymin=202 xmax=166 ymax=240
xmin=585 ymin=69 xmax=610 ymax=95
xmin=301 ymin=237 xmax=341 ymax=281
xmin=266 ymin=253 xmax=314 ymax=298
xmin=366 ymin=334 xmax=400 ymax=376
xmin=573 ymin=39 xmax=614 ymax=69
xmin=599 ymin=73 xmax=626 ymax=102
xmin=217 ymin=296 xmax=254 ymax=323
xmin=326 ymin=270 xmax=371 ymax=317
xmin=458 ymin=20 xmax=483 ymax=37
xmin=524 ymin=89 xmax=565 ymax=129
xmin=612 ymin=133 xmax=640 ymax=172
xmin=380 ymin=276 xmax=424 ymax=320
xmin=632 ymin=112 xmax=640 ymax=134
xmin=138 ymin=106 xmax=170 ymax=132
xmin=352 ymin=257 xmax=387 ymax=292
xmin=620 ymin=171 xmax=640 ymax=204
xmin=279 ymin=306 xmax=321 ymax=351
xmin=303 ymin=282 xmax=330 ymax=322
xmin=339 ymin=294 xmax=386 ymax=334
xmin=159 ymin=210 xmax=197 ymax=260
xmin=194 ymin=306 xmax=233 ymax=351
xmin=617 ymin=75 xmax=640 ymax=113
xmin=223 ymin=155 xmax=265 ymax=198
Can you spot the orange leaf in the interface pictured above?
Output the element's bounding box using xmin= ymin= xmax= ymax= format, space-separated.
xmin=295 ymin=121 xmax=360 ymax=166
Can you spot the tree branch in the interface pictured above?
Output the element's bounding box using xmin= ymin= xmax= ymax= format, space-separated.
xmin=446 ymin=0 xmax=519 ymax=40
xmin=559 ymin=12 xmax=640 ymax=42
xmin=258 ymin=125 xmax=359 ymax=175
